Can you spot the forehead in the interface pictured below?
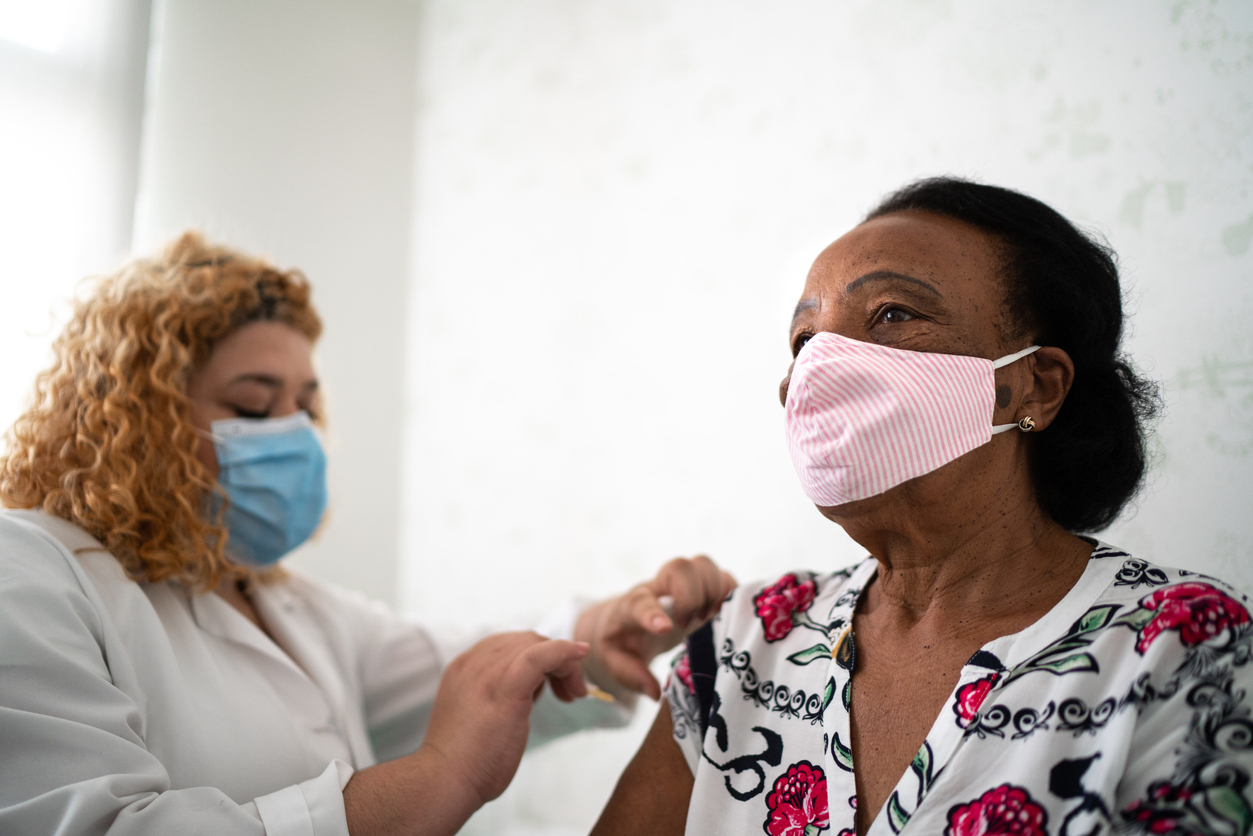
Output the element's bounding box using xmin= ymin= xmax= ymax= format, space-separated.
xmin=805 ymin=211 xmax=1005 ymax=300
xmin=199 ymin=321 xmax=316 ymax=382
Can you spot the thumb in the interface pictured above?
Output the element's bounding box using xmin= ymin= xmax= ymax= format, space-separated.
xmin=505 ymin=639 xmax=589 ymax=701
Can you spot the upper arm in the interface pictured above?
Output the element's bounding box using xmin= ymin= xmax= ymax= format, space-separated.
xmin=591 ymin=701 xmax=693 ymax=836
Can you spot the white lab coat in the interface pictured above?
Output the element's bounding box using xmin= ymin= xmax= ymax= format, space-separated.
xmin=0 ymin=509 xmax=627 ymax=836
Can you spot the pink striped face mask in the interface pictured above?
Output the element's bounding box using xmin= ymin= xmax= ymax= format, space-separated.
xmin=785 ymin=331 xmax=1040 ymax=507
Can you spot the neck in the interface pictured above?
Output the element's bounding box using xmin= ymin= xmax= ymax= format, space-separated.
xmin=832 ymin=474 xmax=1092 ymax=626
xmin=214 ymin=574 xmax=270 ymax=635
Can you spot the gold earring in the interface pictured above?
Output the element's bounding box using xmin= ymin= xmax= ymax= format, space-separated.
xmin=1018 ymin=416 xmax=1036 ymax=432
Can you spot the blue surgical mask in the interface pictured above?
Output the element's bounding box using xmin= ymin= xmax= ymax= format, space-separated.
xmin=207 ymin=412 xmax=328 ymax=566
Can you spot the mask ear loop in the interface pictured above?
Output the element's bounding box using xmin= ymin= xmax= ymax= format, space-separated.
xmin=991 ymin=344 xmax=1041 ymax=369
xmin=193 ymin=427 xmax=225 ymax=444
xmin=991 ymin=345 xmax=1042 ymax=434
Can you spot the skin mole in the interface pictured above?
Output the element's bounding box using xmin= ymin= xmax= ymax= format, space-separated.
xmin=996 ymin=384 xmax=1013 ymax=409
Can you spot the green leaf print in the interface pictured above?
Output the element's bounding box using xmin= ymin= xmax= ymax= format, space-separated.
xmin=787 ymin=643 xmax=832 ymax=666
xmin=887 ymin=791 xmax=910 ymax=833
xmin=832 ymin=732 xmax=853 ymax=771
xmin=999 ymin=604 xmax=1118 ymax=685
xmin=819 ymin=677 xmax=835 ymax=715
xmin=1028 ymin=653 xmax=1101 ymax=676
xmin=1204 ymin=785 xmax=1253 ymax=835
xmin=1112 ymin=607 xmax=1156 ymax=631
xmin=1074 ymin=604 xmax=1121 ymax=634
xmin=910 ymin=742 xmax=934 ymax=794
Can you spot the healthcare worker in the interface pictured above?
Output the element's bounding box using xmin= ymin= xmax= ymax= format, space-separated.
xmin=0 ymin=231 xmax=736 ymax=836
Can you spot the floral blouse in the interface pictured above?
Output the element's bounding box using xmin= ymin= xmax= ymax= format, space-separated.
xmin=664 ymin=544 xmax=1253 ymax=836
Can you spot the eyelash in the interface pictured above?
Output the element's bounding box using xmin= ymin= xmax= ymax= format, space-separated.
xmin=232 ymin=406 xmax=321 ymax=422
xmin=791 ymin=305 xmax=918 ymax=353
xmin=873 ymin=304 xmax=916 ymax=326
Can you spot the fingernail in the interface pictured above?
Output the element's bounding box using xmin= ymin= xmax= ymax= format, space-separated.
xmin=657 ymin=595 xmax=676 ymax=616
xmin=652 ymin=616 xmax=669 ymax=630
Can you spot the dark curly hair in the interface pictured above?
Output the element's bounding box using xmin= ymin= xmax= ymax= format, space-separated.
xmin=867 ymin=177 xmax=1160 ymax=533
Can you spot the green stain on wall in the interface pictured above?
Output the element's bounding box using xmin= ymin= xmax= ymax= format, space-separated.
xmin=1221 ymin=213 xmax=1253 ymax=256
xmin=1177 ymin=356 xmax=1253 ymax=398
xmin=1178 ymin=355 xmax=1253 ymax=458
xmin=1165 ymin=181 xmax=1186 ymax=214
xmin=1120 ymin=182 xmax=1156 ymax=228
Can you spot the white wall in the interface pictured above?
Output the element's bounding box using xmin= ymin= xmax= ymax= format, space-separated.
xmin=133 ymin=0 xmax=421 ymax=607
xmin=0 ymin=0 xmax=150 ymax=441
xmin=402 ymin=1 xmax=1253 ymax=832
xmin=11 ymin=3 xmax=1247 ymax=834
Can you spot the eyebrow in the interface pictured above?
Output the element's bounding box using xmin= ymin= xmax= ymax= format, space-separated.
xmin=791 ymin=298 xmax=819 ymax=322
xmin=227 ymin=373 xmax=319 ymax=391
xmin=844 ymin=270 xmax=942 ymax=297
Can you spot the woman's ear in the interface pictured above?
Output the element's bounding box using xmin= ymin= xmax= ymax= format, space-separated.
xmin=1017 ymin=346 xmax=1075 ymax=432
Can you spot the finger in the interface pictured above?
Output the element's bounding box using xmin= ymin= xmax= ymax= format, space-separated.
xmin=626 ymin=585 xmax=674 ymax=635
xmin=651 ymin=557 xmax=712 ymax=628
xmin=690 ymin=555 xmax=732 ymax=620
xmin=504 ymin=639 xmax=589 ymax=701
xmin=706 ymin=570 xmax=738 ymax=616
xmin=602 ymin=648 xmax=662 ymax=701
xmin=546 ymin=663 xmax=589 ymax=703
xmin=686 ymin=556 xmax=735 ymax=621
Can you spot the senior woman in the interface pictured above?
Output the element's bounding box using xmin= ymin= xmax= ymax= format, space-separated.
xmin=0 ymin=232 xmax=735 ymax=836
xmin=594 ymin=178 xmax=1253 ymax=836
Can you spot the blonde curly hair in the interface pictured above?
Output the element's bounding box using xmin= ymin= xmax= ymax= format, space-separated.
xmin=0 ymin=231 xmax=322 ymax=591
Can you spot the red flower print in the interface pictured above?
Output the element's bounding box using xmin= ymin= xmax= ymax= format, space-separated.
xmin=671 ymin=651 xmax=696 ymax=695
xmin=1122 ymin=778 xmax=1196 ymax=834
xmin=764 ymin=761 xmax=829 ymax=836
xmin=945 ymin=784 xmax=1048 ymax=836
xmin=1135 ymin=582 xmax=1250 ymax=654
xmin=755 ymin=573 xmax=818 ymax=642
xmin=952 ymin=674 xmax=999 ymax=728
xmin=835 ymin=796 xmax=856 ymax=836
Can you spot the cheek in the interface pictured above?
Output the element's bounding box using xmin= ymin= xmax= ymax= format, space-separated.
xmin=779 ymin=360 xmax=796 ymax=407
xmin=185 ymin=392 xmax=220 ymax=479
xmin=195 ymin=434 xmax=219 ymax=480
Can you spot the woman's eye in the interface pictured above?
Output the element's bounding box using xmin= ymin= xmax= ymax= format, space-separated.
xmin=879 ymin=307 xmax=915 ymax=325
xmin=792 ymin=332 xmax=813 ymax=356
xmin=232 ymin=407 xmax=269 ymax=419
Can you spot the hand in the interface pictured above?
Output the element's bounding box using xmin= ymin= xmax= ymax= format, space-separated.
xmin=576 ymin=555 xmax=736 ymax=700
xmin=424 ymin=632 xmax=588 ymax=802
xmin=344 ymin=632 xmax=588 ymax=836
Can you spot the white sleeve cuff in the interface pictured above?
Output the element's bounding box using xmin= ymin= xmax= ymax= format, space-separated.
xmin=254 ymin=759 xmax=354 ymax=836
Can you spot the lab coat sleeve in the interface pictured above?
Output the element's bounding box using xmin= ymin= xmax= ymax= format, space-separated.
xmin=0 ymin=517 xmax=348 ymax=836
